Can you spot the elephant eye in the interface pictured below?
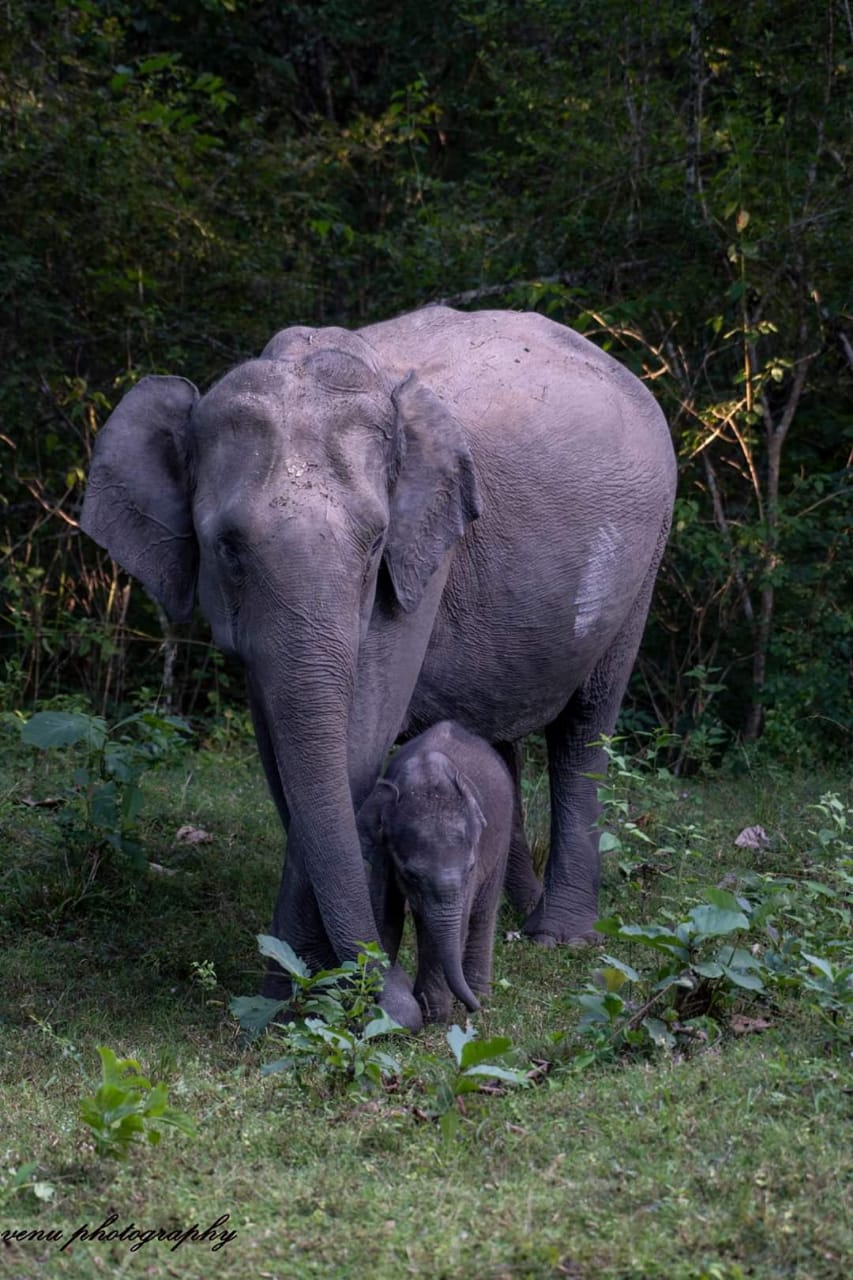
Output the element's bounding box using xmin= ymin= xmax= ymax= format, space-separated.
xmin=215 ymin=536 xmax=243 ymax=575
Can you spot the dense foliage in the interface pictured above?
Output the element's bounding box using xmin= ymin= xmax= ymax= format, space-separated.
xmin=2 ymin=0 xmax=850 ymax=760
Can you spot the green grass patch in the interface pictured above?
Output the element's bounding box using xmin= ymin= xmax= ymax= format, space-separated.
xmin=1 ymin=737 xmax=850 ymax=1279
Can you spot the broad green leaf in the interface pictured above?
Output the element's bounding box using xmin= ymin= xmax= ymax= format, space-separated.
xmin=97 ymin=1046 xmax=148 ymax=1087
xmin=800 ymin=952 xmax=835 ymax=980
xmin=446 ymin=1022 xmax=476 ymax=1066
xmin=802 ymin=882 xmax=836 ymax=898
xmin=453 ymin=1074 xmax=487 ymax=1095
xmin=229 ymin=994 xmax=289 ymax=1036
xmin=104 ymin=744 xmax=136 ymax=782
xmin=693 ymin=961 xmax=725 ymax=979
xmin=594 ymin=916 xmax=624 ymax=936
xmin=652 ymin=973 xmax=695 ymax=993
xmin=462 ymin=1063 xmax=529 ymax=1085
xmin=642 ymin=1017 xmax=675 ymax=1049
xmin=370 ymin=1051 xmax=402 ymax=1076
xmin=90 ymin=782 xmax=118 ymax=830
xmin=611 ymin=923 xmax=686 ymax=954
xmin=459 ymin=1035 xmax=512 ymax=1070
xmin=703 ymin=887 xmax=745 ymax=913
xmin=715 ymin=947 xmax=762 ymax=972
xmin=573 ymin=993 xmax=612 ymax=1024
xmin=257 ymin=935 xmax=310 ymax=979
xmin=439 ymin=1109 xmax=460 ymax=1141
xmin=21 ymin=711 xmax=107 ymax=751
xmin=599 ymin=831 xmax=621 ymax=853
xmin=595 ymin=966 xmax=628 ymax=992
xmin=362 ymin=1012 xmax=407 ymax=1040
xmin=688 ymin=905 xmax=749 ymax=937
xmin=600 ymin=955 xmax=641 ymax=982
xmin=605 ymin=992 xmax=627 ymax=1021
xmin=121 ymin=785 xmax=145 ymax=826
xmin=157 ymin=1108 xmax=197 ymax=1136
xmin=720 ymin=966 xmax=764 ymax=991
xmin=143 ymin=1082 xmax=169 ymax=1115
xmin=260 ymin=1057 xmax=296 ymax=1076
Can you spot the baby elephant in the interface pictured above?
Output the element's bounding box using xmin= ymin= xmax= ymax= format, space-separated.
xmin=358 ymin=720 xmax=513 ymax=1023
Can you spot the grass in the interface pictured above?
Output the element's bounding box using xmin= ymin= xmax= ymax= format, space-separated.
xmin=0 ymin=731 xmax=850 ymax=1279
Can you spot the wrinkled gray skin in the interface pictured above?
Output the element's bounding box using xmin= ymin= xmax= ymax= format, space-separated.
xmin=358 ymin=721 xmax=513 ymax=1023
xmin=80 ymin=305 xmax=676 ymax=1032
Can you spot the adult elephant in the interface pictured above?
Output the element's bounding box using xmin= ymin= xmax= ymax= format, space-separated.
xmin=80 ymin=306 xmax=676 ymax=1030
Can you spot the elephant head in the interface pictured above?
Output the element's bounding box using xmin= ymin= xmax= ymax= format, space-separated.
xmin=80 ymin=327 xmax=481 ymax=999
xmin=358 ymin=750 xmax=488 ymax=1018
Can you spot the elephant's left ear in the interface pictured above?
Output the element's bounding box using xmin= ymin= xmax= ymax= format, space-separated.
xmin=385 ymin=374 xmax=481 ymax=613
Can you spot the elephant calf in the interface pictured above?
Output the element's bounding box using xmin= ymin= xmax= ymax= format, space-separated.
xmin=358 ymin=721 xmax=513 ymax=1023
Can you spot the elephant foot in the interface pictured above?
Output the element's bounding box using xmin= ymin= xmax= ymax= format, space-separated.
xmin=415 ymin=991 xmax=452 ymax=1025
xmin=526 ymin=931 xmax=557 ymax=949
xmin=381 ymin=965 xmax=423 ymax=1032
xmin=504 ymin=876 xmax=543 ymax=918
xmin=522 ymin=903 xmax=603 ymax=950
xmin=527 ymin=928 xmax=603 ymax=949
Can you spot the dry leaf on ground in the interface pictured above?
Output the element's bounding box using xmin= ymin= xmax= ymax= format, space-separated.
xmin=734 ymin=824 xmax=770 ymax=849
xmin=175 ymin=825 xmax=213 ymax=844
xmin=731 ymin=1014 xmax=772 ymax=1035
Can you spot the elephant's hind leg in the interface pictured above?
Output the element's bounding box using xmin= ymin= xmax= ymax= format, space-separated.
xmin=523 ymin=542 xmax=665 ymax=947
xmin=495 ymin=739 xmax=543 ymax=917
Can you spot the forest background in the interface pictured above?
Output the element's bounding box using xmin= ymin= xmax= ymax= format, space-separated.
xmin=1 ymin=0 xmax=851 ymax=766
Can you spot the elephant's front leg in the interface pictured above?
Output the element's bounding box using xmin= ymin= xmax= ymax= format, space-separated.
xmin=249 ymin=689 xmax=337 ymax=989
xmin=463 ymin=873 xmax=503 ymax=998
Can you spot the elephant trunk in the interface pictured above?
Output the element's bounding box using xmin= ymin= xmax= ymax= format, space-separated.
xmin=251 ymin=617 xmax=378 ymax=963
xmin=431 ymin=916 xmax=481 ymax=1013
xmin=250 ymin=635 xmax=423 ymax=1032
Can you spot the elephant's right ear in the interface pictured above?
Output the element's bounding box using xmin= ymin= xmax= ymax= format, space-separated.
xmin=80 ymin=376 xmax=199 ymax=623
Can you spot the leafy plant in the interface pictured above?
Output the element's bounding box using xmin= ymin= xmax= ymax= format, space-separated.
xmin=232 ymin=938 xmax=408 ymax=1092
xmin=565 ymin=888 xmax=766 ymax=1061
xmin=190 ymin=959 xmax=218 ymax=991
xmin=0 ymin=1162 xmax=55 ymax=1208
xmin=796 ymin=952 xmax=853 ymax=1028
xmin=807 ymin=792 xmax=851 ymax=857
xmin=19 ymin=707 xmax=191 ymax=870
xmin=78 ymin=1046 xmax=196 ymax=1159
xmin=420 ymin=1022 xmax=532 ymax=1140
xmin=587 ymin=732 xmax=698 ymax=893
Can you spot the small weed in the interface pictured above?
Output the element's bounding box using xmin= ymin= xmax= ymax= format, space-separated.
xmin=233 ymin=939 xmax=408 ymax=1092
xmin=78 ymin=1046 xmax=197 ymax=1159
xmin=191 ymin=959 xmax=218 ymax=991
xmin=417 ymin=1022 xmax=532 ymax=1140
xmin=0 ymin=1162 xmax=55 ymax=1208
